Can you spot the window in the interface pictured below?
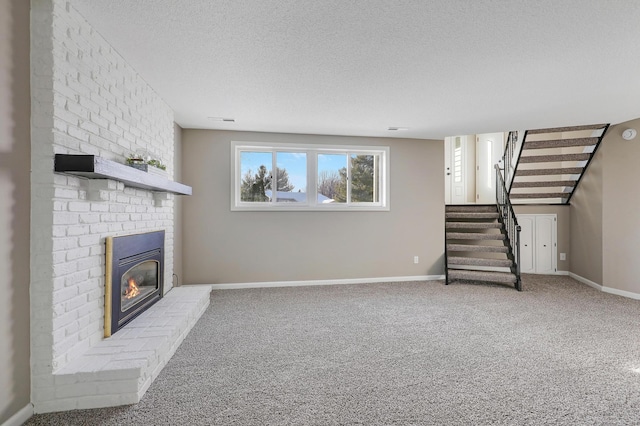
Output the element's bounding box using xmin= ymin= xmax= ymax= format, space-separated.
xmin=232 ymin=142 xmax=389 ymax=211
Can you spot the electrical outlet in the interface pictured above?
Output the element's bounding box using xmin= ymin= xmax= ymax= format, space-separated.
xmin=560 ymin=253 xmax=566 ymax=261
xmin=414 ymin=256 xmax=419 ymax=264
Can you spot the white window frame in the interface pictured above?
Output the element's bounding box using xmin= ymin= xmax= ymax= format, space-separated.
xmin=231 ymin=141 xmax=390 ymax=211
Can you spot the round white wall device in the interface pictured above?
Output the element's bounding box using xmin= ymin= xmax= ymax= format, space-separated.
xmin=622 ymin=128 xmax=637 ymax=140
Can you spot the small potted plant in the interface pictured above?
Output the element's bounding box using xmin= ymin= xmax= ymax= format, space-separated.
xmin=126 ymin=153 xmax=168 ymax=177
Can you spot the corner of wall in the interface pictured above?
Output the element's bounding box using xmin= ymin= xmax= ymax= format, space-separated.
xmin=0 ymin=0 xmax=33 ymax=423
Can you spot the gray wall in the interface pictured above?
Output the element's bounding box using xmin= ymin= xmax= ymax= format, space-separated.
xmin=181 ymin=130 xmax=444 ymax=284
xmin=0 ymin=0 xmax=31 ymax=422
xmin=569 ymin=141 xmax=603 ymax=284
xmin=602 ymin=118 xmax=640 ymax=293
xmin=569 ymin=117 xmax=640 ymax=292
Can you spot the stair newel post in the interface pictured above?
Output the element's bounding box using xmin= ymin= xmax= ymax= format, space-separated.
xmin=444 ymin=220 xmax=449 ymax=285
xmin=515 ymin=225 xmax=522 ymax=291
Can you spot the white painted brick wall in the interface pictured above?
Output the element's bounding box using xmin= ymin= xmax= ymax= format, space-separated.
xmin=31 ymin=0 xmax=179 ymax=413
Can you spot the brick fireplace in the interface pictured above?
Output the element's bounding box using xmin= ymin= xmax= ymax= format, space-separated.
xmin=29 ymin=0 xmax=210 ymax=413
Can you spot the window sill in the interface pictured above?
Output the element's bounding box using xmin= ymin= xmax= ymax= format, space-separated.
xmin=231 ymin=205 xmax=390 ymax=212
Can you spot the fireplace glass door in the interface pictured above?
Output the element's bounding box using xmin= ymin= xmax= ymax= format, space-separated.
xmin=105 ymin=230 xmax=165 ymax=337
xmin=121 ymin=259 xmax=159 ymax=312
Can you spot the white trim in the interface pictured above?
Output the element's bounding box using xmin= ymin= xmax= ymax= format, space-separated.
xmin=569 ymin=272 xmax=603 ymax=291
xmin=524 ymin=270 xmax=569 ymax=276
xmin=1 ymin=404 xmax=33 ymax=426
xmin=602 ymin=286 xmax=640 ymax=300
xmin=569 ymin=272 xmax=640 ymax=300
xmin=205 ymin=275 xmax=444 ymax=290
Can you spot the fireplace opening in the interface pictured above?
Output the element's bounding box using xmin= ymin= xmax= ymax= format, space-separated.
xmin=121 ymin=259 xmax=159 ymax=311
xmin=105 ymin=231 xmax=164 ymax=337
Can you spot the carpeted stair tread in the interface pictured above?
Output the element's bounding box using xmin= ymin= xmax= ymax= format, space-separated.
xmin=523 ymin=137 xmax=598 ymax=150
xmin=445 ymin=222 xmax=502 ymax=229
xmin=448 ymin=256 xmax=513 ymax=267
xmin=510 ymin=180 xmax=576 ymax=188
xmin=515 ymin=167 xmax=584 ymax=176
xmin=448 ymin=269 xmax=517 ymax=284
xmin=445 ymin=205 xmax=497 ymax=213
xmin=519 ymin=153 xmax=591 ymax=163
xmin=447 ymin=244 xmax=509 ymax=253
xmin=447 ymin=232 xmax=505 ymax=240
xmin=510 ymin=192 xmax=569 ymax=199
xmin=526 ymin=124 xmax=607 ymax=134
xmin=445 ymin=212 xmax=499 ymax=219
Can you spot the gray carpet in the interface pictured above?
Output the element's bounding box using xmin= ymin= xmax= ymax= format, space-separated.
xmin=26 ymin=275 xmax=640 ymax=425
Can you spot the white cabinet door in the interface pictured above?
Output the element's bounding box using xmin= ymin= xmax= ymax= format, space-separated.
xmin=535 ymin=216 xmax=555 ymax=274
xmin=517 ymin=214 xmax=557 ymax=274
xmin=519 ymin=216 xmax=535 ymax=273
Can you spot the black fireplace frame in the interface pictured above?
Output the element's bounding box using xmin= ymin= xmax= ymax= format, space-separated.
xmin=105 ymin=231 xmax=164 ymax=337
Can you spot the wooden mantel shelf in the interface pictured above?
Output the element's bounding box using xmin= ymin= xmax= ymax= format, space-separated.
xmin=54 ymin=154 xmax=192 ymax=195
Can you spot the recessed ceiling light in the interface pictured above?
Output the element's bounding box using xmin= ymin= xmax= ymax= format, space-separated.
xmin=388 ymin=126 xmax=408 ymax=131
xmin=208 ymin=117 xmax=235 ymax=123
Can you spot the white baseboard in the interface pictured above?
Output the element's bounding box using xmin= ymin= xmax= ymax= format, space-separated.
xmin=546 ymin=272 xmax=640 ymax=301
xmin=2 ymin=404 xmax=33 ymax=426
xmin=521 ymin=270 xmax=568 ymax=276
xmin=602 ymin=286 xmax=640 ymax=300
xmin=207 ymin=275 xmax=444 ymax=290
xmin=569 ymin=272 xmax=603 ymax=290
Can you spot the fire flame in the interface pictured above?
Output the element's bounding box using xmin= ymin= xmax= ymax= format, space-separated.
xmin=124 ymin=278 xmax=140 ymax=299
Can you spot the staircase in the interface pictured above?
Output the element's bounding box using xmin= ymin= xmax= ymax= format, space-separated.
xmin=442 ymin=122 xmax=609 ymax=291
xmin=445 ymin=204 xmax=520 ymax=290
xmin=508 ymin=123 xmax=609 ymax=204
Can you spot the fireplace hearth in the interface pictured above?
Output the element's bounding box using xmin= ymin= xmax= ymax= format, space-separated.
xmin=105 ymin=231 xmax=165 ymax=337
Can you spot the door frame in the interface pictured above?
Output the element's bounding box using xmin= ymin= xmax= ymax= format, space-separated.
xmin=444 ymin=135 xmax=473 ymax=204
xmin=476 ymin=132 xmax=505 ymax=204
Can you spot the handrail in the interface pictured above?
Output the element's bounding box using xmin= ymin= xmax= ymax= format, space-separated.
xmin=564 ymin=123 xmax=610 ymax=204
xmin=502 ymin=131 xmax=519 ymax=190
xmin=495 ymin=164 xmax=522 ymax=291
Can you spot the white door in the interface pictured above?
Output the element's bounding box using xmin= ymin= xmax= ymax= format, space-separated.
xmin=519 ymin=216 xmax=535 ymax=273
xmin=535 ymin=215 xmax=555 ymax=274
xmin=444 ymin=137 xmax=452 ymax=204
xmin=476 ymin=132 xmax=504 ymax=204
xmin=445 ymin=136 xmax=467 ymax=204
xmin=517 ymin=214 xmax=557 ymax=274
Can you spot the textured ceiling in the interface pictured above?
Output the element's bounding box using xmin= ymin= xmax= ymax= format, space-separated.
xmin=72 ymin=0 xmax=640 ymax=139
